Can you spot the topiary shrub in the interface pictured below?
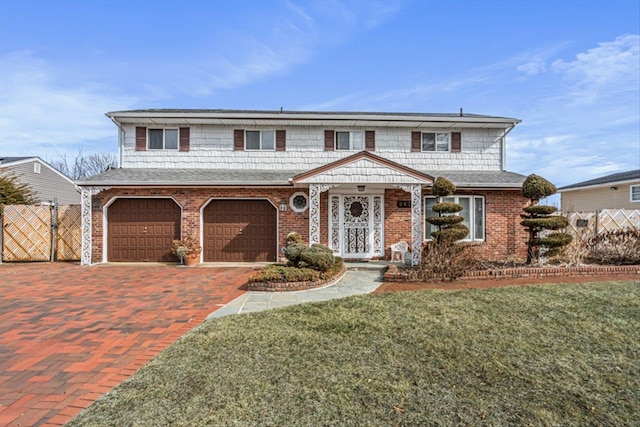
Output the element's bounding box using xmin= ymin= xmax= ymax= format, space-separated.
xmin=520 ymin=174 xmax=572 ymax=264
xmin=426 ymin=176 xmax=469 ymax=241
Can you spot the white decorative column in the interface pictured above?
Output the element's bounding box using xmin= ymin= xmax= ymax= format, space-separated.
xmin=80 ymin=186 xmax=107 ymax=265
xmin=308 ymin=184 xmax=337 ymax=246
xmin=395 ymin=184 xmax=422 ymax=266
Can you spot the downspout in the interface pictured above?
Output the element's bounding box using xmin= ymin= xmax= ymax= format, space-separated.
xmin=495 ymin=122 xmax=517 ymax=171
xmin=109 ymin=116 xmax=124 ymax=167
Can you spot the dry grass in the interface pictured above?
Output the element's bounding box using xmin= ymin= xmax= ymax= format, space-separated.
xmin=67 ymin=281 xmax=639 ymax=426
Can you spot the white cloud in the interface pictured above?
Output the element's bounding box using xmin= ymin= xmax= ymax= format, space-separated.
xmin=551 ymin=34 xmax=639 ymax=105
xmin=517 ymin=59 xmax=546 ymax=76
xmin=0 ymin=51 xmax=136 ymax=157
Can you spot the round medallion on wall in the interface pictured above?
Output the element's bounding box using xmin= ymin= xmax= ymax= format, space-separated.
xmin=290 ymin=192 xmax=308 ymax=212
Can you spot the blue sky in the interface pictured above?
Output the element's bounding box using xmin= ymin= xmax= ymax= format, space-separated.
xmin=0 ymin=0 xmax=638 ymax=187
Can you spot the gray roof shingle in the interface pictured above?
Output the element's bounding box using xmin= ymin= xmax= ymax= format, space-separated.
xmin=558 ymin=170 xmax=640 ymax=190
xmin=77 ymin=168 xmax=526 ymax=188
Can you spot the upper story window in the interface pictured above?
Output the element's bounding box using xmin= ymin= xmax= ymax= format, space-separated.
xmin=336 ymin=131 xmax=364 ymax=150
xmin=631 ymin=185 xmax=640 ymax=202
xmin=136 ymin=127 xmax=189 ymax=152
xmin=149 ymin=129 xmax=178 ymax=150
xmin=33 ymin=163 xmax=41 ymax=174
xmin=234 ymin=129 xmax=285 ymax=151
xmin=412 ymin=131 xmax=461 ymax=153
xmin=422 ymin=132 xmax=450 ymax=152
xmin=246 ymin=130 xmax=275 ymax=150
xmin=425 ymin=195 xmax=485 ymax=241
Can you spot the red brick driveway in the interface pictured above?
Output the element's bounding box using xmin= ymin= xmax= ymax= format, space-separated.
xmin=0 ymin=263 xmax=253 ymax=427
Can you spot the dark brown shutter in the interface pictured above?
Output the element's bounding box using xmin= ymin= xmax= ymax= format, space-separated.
xmin=276 ymin=130 xmax=286 ymax=151
xmin=411 ymin=131 xmax=421 ymax=152
xmin=324 ymin=130 xmax=335 ymax=151
xmin=451 ymin=132 xmax=461 ymax=152
xmin=234 ymin=129 xmax=244 ymax=151
xmin=365 ymin=130 xmax=375 ymax=151
xmin=135 ymin=127 xmax=147 ymax=151
xmin=179 ymin=127 xmax=190 ymax=152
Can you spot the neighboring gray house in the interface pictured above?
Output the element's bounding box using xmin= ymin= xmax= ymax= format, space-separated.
xmin=0 ymin=157 xmax=80 ymax=205
xmin=559 ymin=170 xmax=640 ymax=212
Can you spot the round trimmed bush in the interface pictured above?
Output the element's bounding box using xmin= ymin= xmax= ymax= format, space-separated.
xmin=522 ymin=174 xmax=557 ymax=200
xmin=432 ymin=202 xmax=464 ymax=213
xmin=431 ymin=176 xmax=456 ymax=197
xmin=521 ymin=216 xmax=569 ymax=230
xmin=427 ymin=215 xmax=465 ymax=226
xmin=432 ymin=223 xmax=469 ymax=241
xmin=523 ymin=205 xmax=558 ymax=215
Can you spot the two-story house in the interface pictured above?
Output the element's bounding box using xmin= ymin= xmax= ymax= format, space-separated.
xmin=76 ymin=109 xmax=529 ymax=265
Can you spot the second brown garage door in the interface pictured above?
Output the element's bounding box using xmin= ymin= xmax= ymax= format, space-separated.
xmin=108 ymin=198 xmax=181 ymax=262
xmin=203 ymin=200 xmax=277 ymax=262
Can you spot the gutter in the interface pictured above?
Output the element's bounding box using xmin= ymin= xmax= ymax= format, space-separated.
xmin=496 ymin=122 xmax=518 ymax=171
xmin=108 ymin=115 xmax=125 ymax=167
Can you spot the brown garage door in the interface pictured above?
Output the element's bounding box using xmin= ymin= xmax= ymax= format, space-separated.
xmin=108 ymin=198 xmax=181 ymax=262
xmin=203 ymin=200 xmax=277 ymax=262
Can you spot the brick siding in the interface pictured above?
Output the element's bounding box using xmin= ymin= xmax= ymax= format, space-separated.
xmin=92 ymin=187 xmax=528 ymax=262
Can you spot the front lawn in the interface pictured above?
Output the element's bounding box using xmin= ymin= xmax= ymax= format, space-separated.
xmin=68 ymin=281 xmax=639 ymax=426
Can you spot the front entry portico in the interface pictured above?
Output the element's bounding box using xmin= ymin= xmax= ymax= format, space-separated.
xmin=292 ymin=151 xmax=433 ymax=265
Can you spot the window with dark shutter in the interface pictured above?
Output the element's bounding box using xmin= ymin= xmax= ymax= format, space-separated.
xmin=324 ymin=130 xmax=335 ymax=151
xmin=179 ymin=127 xmax=190 ymax=152
xmin=365 ymin=130 xmax=375 ymax=151
xmin=234 ymin=129 xmax=244 ymax=151
xmin=411 ymin=131 xmax=421 ymax=152
xmin=276 ymin=130 xmax=286 ymax=151
xmin=451 ymin=132 xmax=461 ymax=152
xmin=136 ymin=127 xmax=147 ymax=151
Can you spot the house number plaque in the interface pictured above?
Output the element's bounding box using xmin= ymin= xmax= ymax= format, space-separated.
xmin=397 ymin=200 xmax=411 ymax=208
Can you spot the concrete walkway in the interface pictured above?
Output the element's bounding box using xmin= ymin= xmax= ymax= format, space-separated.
xmin=208 ymin=262 xmax=387 ymax=319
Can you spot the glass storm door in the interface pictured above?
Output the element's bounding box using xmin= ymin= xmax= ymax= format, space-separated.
xmin=343 ymin=195 xmax=370 ymax=258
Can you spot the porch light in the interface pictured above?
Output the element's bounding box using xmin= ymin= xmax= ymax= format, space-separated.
xmin=357 ymin=185 xmax=366 ymax=192
xmin=279 ymin=200 xmax=288 ymax=211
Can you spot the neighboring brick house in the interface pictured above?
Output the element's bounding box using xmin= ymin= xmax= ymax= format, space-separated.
xmin=76 ymin=109 xmax=529 ymax=265
xmin=0 ymin=157 xmax=80 ymax=205
xmin=559 ymin=170 xmax=640 ymax=212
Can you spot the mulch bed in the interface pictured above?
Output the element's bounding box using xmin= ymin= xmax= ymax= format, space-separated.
xmin=374 ymin=273 xmax=640 ymax=293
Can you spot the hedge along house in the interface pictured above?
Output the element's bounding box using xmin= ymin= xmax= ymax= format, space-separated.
xmin=76 ymin=109 xmax=529 ymax=266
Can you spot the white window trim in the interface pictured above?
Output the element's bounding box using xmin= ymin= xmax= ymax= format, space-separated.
xmin=148 ymin=128 xmax=179 ymax=150
xmin=423 ymin=195 xmax=485 ymax=242
xmin=335 ymin=130 xmax=364 ymax=151
xmin=33 ymin=163 xmax=41 ymax=173
xmin=631 ymin=184 xmax=640 ymax=202
xmin=289 ymin=192 xmax=309 ymax=212
xmin=421 ymin=131 xmax=451 ymax=152
xmin=245 ymin=130 xmax=276 ymax=151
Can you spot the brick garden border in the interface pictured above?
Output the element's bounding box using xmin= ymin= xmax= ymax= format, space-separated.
xmin=384 ymin=263 xmax=640 ymax=282
xmin=247 ymin=266 xmax=347 ymax=292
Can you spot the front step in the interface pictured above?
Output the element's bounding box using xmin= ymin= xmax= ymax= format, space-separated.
xmin=344 ymin=260 xmax=392 ymax=271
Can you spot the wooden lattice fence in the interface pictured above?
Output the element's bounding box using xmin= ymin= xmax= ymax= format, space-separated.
xmin=1 ymin=203 xmax=81 ymax=262
xmin=563 ymin=209 xmax=640 ymax=251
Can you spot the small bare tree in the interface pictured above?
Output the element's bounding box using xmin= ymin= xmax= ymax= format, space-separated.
xmin=49 ymin=149 xmax=117 ymax=180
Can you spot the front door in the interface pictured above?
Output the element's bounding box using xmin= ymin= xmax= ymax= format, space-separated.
xmin=329 ymin=194 xmax=384 ymax=259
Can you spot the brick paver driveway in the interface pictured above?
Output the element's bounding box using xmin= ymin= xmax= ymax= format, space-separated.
xmin=0 ymin=263 xmax=253 ymax=427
